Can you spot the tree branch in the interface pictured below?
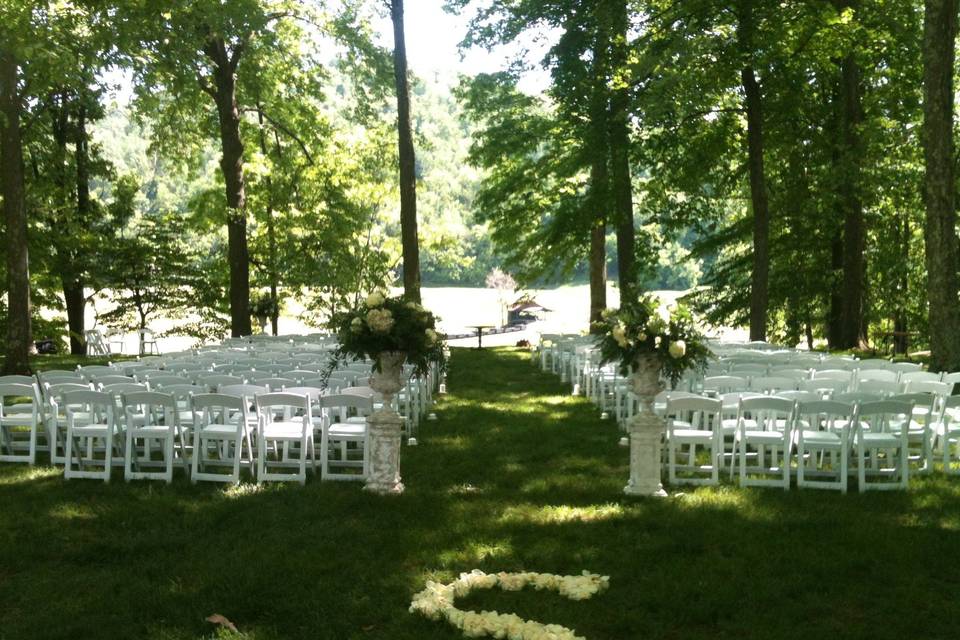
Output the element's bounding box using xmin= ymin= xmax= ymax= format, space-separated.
xmin=241 ymin=107 xmax=315 ymax=165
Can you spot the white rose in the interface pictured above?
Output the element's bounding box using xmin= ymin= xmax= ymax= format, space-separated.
xmin=350 ymin=316 xmax=363 ymax=333
xmin=611 ymin=323 xmax=630 ymax=347
xmin=366 ymin=308 xmax=395 ymax=333
xmin=669 ymin=339 xmax=686 ymax=359
xmin=425 ymin=328 xmax=438 ymax=346
xmin=365 ymin=292 xmax=385 ymax=307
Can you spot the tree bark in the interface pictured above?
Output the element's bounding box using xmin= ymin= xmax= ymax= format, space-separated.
xmin=256 ymin=104 xmax=280 ymax=336
xmin=391 ymin=0 xmax=421 ymax=303
xmin=206 ymin=37 xmax=251 ymax=337
xmin=608 ymin=0 xmax=636 ymax=303
xmin=0 ymin=50 xmax=31 ymax=373
xmin=589 ymin=220 xmax=607 ymax=330
xmin=738 ymin=1 xmax=769 ymax=342
xmin=741 ymin=63 xmax=769 ymax=343
xmin=66 ymin=101 xmax=90 ymax=355
xmin=587 ymin=5 xmax=611 ymax=330
xmin=834 ymin=0 xmax=867 ymax=349
xmin=922 ymin=0 xmax=960 ymax=371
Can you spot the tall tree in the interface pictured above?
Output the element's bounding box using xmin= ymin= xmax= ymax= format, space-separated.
xmin=608 ymin=0 xmax=636 ymax=304
xmin=0 ymin=46 xmax=30 ymax=373
xmin=922 ymin=0 xmax=960 ymax=371
xmin=585 ymin=5 xmax=611 ymax=327
xmin=390 ymin=0 xmax=421 ymax=302
xmin=128 ymin=1 xmax=294 ymax=338
xmin=737 ymin=0 xmax=771 ymax=342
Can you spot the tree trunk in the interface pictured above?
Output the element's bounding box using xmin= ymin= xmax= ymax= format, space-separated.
xmin=0 ymin=50 xmax=31 ymax=374
xmin=207 ymin=39 xmax=251 ymax=337
xmin=608 ymin=0 xmax=636 ymax=303
xmin=741 ymin=63 xmax=769 ymax=342
xmin=738 ymin=1 xmax=769 ymax=342
xmin=391 ymin=0 xmax=421 ymax=303
xmin=256 ymin=104 xmax=280 ymax=336
xmin=66 ymin=102 xmax=91 ymax=355
xmin=833 ymin=2 xmax=867 ymax=349
xmin=827 ymin=237 xmax=844 ymax=348
xmin=922 ymin=0 xmax=960 ymax=371
xmin=587 ymin=7 xmax=611 ymax=331
xmin=589 ymin=221 xmax=607 ymax=330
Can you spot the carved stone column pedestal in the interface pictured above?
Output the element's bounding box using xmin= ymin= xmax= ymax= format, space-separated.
xmin=364 ymin=351 xmax=406 ymax=496
xmin=623 ymin=411 xmax=667 ymax=497
xmin=364 ymin=409 xmax=405 ymax=495
xmin=623 ymin=354 xmax=667 ymax=497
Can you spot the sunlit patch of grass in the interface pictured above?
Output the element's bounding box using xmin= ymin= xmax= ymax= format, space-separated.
xmin=0 ymin=465 xmax=60 ymax=485
xmin=447 ymin=483 xmax=484 ymax=496
xmin=221 ymin=483 xmax=264 ymax=499
xmin=49 ymin=502 xmax=98 ymax=520
xmin=498 ymin=503 xmax=626 ymax=525
xmin=438 ymin=540 xmax=514 ymax=566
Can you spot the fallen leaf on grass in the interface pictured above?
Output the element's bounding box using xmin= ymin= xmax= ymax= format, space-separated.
xmin=206 ymin=614 xmax=238 ymax=632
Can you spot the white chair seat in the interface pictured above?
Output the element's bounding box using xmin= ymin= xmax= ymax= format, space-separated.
xmin=262 ymin=421 xmax=307 ymax=439
xmin=131 ymin=425 xmax=170 ymax=436
xmin=329 ymin=423 xmax=366 ymax=437
xmin=856 ymin=432 xmax=900 ymax=447
xmin=70 ymin=423 xmax=112 ymax=435
xmin=741 ymin=430 xmax=785 ymax=444
xmin=670 ymin=428 xmax=714 ymax=442
xmin=795 ymin=430 xmax=841 ymax=446
xmin=196 ymin=424 xmax=240 ymax=436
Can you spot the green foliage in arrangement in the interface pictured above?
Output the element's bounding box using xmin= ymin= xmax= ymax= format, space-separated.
xmin=328 ymin=292 xmax=445 ymax=377
xmin=593 ymin=295 xmax=711 ymax=387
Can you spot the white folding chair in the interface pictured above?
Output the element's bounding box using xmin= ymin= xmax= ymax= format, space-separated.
xmin=0 ymin=382 xmax=43 ymax=464
xmin=191 ymin=393 xmax=256 ymax=484
xmin=63 ymin=390 xmax=118 ymax=482
xmin=793 ymin=400 xmax=856 ymax=494
xmin=319 ymin=394 xmax=373 ymax=481
xmin=665 ymin=396 xmax=722 ymax=486
xmin=123 ymin=391 xmax=183 ymax=483
xmin=255 ymin=392 xmax=315 ymax=484
xmin=733 ymin=396 xmax=795 ymax=490
xmin=854 ymin=400 xmax=913 ymax=492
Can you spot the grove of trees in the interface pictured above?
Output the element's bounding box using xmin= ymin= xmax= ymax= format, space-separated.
xmin=2 ymin=0 xmax=959 ymax=372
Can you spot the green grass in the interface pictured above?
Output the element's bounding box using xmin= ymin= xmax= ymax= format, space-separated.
xmin=1 ymin=347 xmax=960 ymax=639
xmin=3 ymin=352 xmax=139 ymax=374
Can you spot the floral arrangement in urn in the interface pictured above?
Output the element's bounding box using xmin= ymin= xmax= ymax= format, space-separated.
xmin=328 ymin=291 xmax=445 ymax=377
xmin=594 ymin=294 xmax=711 ymax=387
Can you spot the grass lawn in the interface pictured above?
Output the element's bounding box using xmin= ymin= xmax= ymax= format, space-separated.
xmin=1 ymin=347 xmax=959 ymax=639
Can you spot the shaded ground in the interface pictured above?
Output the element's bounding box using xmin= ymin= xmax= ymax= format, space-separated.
xmin=0 ymin=347 xmax=958 ymax=639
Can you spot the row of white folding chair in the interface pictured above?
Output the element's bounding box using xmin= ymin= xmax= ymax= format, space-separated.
xmin=57 ymin=386 xmax=372 ymax=485
xmin=664 ymin=395 xmax=915 ymax=493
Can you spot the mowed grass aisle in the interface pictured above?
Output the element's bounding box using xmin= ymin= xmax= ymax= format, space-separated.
xmin=2 ymin=348 xmax=960 ymax=639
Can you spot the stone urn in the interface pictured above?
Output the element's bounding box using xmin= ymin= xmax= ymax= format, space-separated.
xmin=364 ymin=351 xmax=406 ymax=495
xmin=624 ymin=353 xmax=667 ymax=497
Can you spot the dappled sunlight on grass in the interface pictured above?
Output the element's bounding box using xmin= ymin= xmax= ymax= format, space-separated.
xmin=438 ymin=540 xmax=515 ymax=567
xmin=498 ymin=502 xmax=627 ymax=525
xmin=0 ymin=465 xmax=61 ymax=485
xmin=221 ymin=482 xmax=265 ymax=499
xmin=48 ymin=502 xmax=98 ymax=521
xmin=3 ymin=347 xmax=960 ymax=639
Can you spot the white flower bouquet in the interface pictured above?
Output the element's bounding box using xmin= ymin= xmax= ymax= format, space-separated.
xmin=594 ymin=293 xmax=711 ymax=387
xmin=329 ymin=292 xmax=445 ymax=377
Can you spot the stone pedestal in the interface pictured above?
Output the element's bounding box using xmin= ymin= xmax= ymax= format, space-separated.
xmin=364 ymin=351 xmax=406 ymax=495
xmin=364 ymin=409 xmax=405 ymax=495
xmin=623 ymin=354 xmax=667 ymax=497
xmin=623 ymin=411 xmax=667 ymax=497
